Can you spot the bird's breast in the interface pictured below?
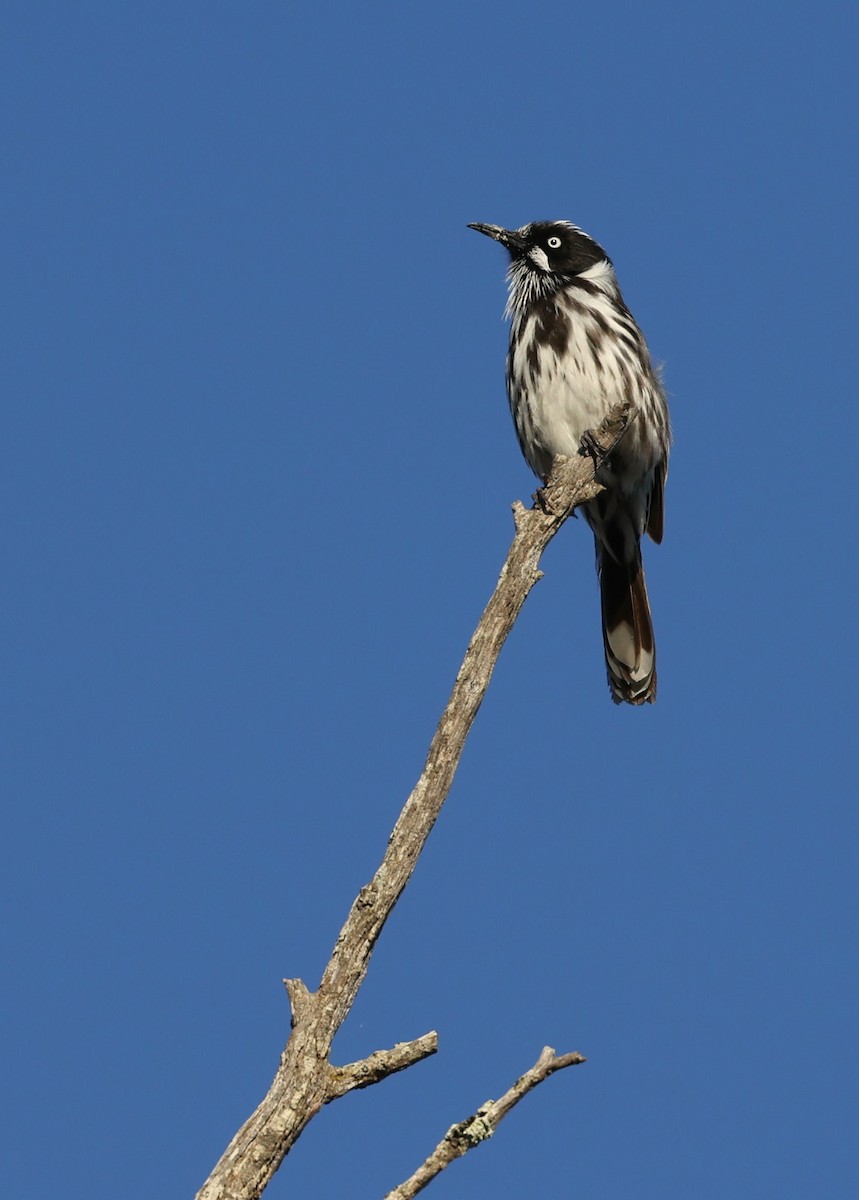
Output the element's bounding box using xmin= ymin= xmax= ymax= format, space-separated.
xmin=505 ymin=290 xmax=661 ymax=480
xmin=508 ymin=309 xmax=618 ymax=453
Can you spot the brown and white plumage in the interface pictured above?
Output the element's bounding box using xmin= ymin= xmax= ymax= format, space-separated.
xmin=469 ymin=220 xmax=671 ymax=705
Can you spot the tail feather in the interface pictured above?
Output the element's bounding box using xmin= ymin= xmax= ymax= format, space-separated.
xmin=596 ymin=544 xmax=657 ymax=706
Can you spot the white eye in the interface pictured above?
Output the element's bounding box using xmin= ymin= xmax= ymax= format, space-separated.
xmin=547 ymin=236 xmax=562 ymax=249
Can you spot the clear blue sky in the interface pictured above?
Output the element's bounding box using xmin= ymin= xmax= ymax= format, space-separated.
xmin=3 ymin=3 xmax=857 ymax=1197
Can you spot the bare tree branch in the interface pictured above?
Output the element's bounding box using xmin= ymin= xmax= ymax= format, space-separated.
xmin=384 ymin=1046 xmax=587 ymax=1199
xmin=328 ymin=1033 xmax=441 ymax=1100
xmin=196 ymin=402 xmax=631 ymax=1200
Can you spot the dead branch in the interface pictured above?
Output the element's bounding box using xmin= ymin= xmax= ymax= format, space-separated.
xmin=196 ymin=402 xmax=631 ymax=1200
xmin=384 ymin=1047 xmax=587 ymax=1199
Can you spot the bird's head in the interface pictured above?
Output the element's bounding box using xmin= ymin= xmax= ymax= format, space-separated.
xmin=468 ymin=220 xmax=610 ymax=278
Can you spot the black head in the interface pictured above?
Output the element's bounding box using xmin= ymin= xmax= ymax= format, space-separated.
xmin=468 ymin=220 xmax=609 ymax=277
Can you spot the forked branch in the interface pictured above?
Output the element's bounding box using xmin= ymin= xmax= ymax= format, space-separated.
xmin=196 ymin=402 xmax=631 ymax=1200
xmin=384 ymin=1047 xmax=587 ymax=1199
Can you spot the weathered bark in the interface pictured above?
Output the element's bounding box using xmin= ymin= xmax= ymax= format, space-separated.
xmin=384 ymin=1047 xmax=587 ymax=1199
xmin=196 ymin=402 xmax=632 ymax=1200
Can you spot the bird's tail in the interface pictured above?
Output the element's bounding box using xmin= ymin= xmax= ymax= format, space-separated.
xmin=596 ymin=542 xmax=657 ymax=705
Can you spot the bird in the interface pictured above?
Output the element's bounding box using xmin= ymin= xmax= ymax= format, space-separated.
xmin=468 ymin=220 xmax=670 ymax=705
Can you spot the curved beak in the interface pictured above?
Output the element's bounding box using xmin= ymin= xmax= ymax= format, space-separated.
xmin=468 ymin=223 xmax=526 ymax=252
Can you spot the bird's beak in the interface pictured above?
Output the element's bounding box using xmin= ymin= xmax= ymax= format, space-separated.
xmin=468 ymin=223 xmax=526 ymax=252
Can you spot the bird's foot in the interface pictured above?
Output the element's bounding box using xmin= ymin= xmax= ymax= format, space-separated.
xmin=578 ymin=428 xmax=609 ymax=471
xmin=533 ymin=481 xmax=555 ymax=514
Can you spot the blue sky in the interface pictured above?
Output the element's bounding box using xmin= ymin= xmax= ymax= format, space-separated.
xmin=3 ymin=2 xmax=857 ymax=1196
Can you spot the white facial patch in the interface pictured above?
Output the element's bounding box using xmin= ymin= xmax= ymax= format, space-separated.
xmin=528 ymin=245 xmax=550 ymax=272
xmin=579 ymin=258 xmax=616 ymax=291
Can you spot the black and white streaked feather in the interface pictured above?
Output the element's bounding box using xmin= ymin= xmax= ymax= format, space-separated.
xmin=469 ymin=220 xmax=671 ymax=705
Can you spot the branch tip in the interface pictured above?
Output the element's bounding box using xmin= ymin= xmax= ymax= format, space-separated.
xmin=328 ymin=1031 xmax=439 ymax=1100
xmin=384 ymin=1044 xmax=586 ymax=1198
xmin=283 ymin=977 xmax=312 ymax=1027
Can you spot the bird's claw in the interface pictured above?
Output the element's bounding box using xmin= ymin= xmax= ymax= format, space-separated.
xmin=533 ymin=483 xmax=554 ymax=514
xmin=579 ymin=428 xmax=609 ymax=471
